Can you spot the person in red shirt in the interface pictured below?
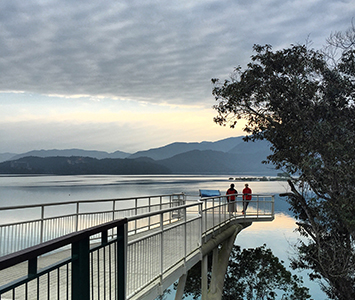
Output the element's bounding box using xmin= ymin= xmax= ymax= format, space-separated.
xmin=242 ymin=183 xmax=252 ymax=214
xmin=226 ymin=183 xmax=238 ymax=215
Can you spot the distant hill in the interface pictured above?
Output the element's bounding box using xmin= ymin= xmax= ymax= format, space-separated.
xmin=157 ymin=150 xmax=232 ymax=173
xmin=137 ymin=138 xmax=275 ymax=174
xmin=228 ymin=139 xmax=272 ymax=155
xmin=0 ymin=137 xmax=276 ymax=175
xmin=157 ymin=149 xmax=276 ymax=175
xmin=0 ymin=156 xmax=170 ymax=175
xmin=0 ymin=152 xmax=17 ymax=163
xmin=0 ymin=136 xmax=267 ymax=163
xmin=7 ymin=149 xmax=130 ymax=162
xmin=129 ymin=137 xmax=244 ymax=160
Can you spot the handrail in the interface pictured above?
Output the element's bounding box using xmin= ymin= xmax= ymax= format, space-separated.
xmin=0 ymin=218 xmax=128 ymax=300
xmin=0 ymin=218 xmax=126 ymax=270
xmin=198 ymin=193 xmax=274 ymax=200
xmin=0 ymin=193 xmax=185 ymax=212
xmin=0 ymin=193 xmax=186 ymax=256
xmin=125 ymin=201 xmax=203 ymax=299
xmin=126 ymin=202 xmax=199 ymax=222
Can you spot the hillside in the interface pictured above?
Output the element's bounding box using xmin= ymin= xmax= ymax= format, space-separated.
xmin=128 ymin=137 xmax=244 ymax=160
xmin=228 ymin=139 xmax=272 ymax=155
xmin=0 ymin=152 xmax=17 ymax=163
xmin=8 ymin=149 xmax=130 ymax=161
xmin=0 ymin=137 xmax=276 ymax=175
xmin=0 ymin=137 xmax=267 ymax=163
xmin=157 ymin=150 xmax=232 ymax=173
xmin=0 ymin=156 xmax=170 ymax=175
xmin=157 ymin=149 xmax=275 ymax=175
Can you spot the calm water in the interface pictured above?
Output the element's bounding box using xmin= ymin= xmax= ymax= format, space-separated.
xmin=0 ymin=174 xmax=325 ymax=299
xmin=0 ymin=174 xmax=290 ymax=206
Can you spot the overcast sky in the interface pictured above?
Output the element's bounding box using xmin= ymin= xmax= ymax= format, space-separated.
xmin=1 ymin=0 xmax=354 ymax=154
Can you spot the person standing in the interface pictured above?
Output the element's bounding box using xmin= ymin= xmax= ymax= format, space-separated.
xmin=242 ymin=183 xmax=252 ymax=214
xmin=226 ymin=183 xmax=238 ymax=215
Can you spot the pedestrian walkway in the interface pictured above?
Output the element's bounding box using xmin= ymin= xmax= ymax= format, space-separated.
xmin=0 ymin=193 xmax=274 ymax=300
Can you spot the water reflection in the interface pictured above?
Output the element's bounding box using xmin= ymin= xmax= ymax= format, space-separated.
xmin=237 ymin=213 xmax=324 ymax=300
xmin=238 ymin=213 xmax=298 ymax=262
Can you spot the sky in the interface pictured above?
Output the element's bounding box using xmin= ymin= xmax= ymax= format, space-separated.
xmin=1 ymin=0 xmax=354 ymax=154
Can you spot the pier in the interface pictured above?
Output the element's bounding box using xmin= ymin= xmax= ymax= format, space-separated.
xmin=0 ymin=192 xmax=274 ymax=299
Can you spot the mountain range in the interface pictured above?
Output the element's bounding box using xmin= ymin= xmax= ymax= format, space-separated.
xmin=0 ymin=137 xmax=277 ymax=175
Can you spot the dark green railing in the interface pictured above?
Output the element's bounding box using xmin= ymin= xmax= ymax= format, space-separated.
xmin=0 ymin=218 xmax=127 ymax=300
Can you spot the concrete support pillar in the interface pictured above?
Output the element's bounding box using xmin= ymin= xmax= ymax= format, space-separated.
xmin=174 ymin=273 xmax=187 ymax=300
xmin=201 ymin=222 xmax=251 ymax=300
xmin=201 ymin=255 xmax=208 ymax=300
xmin=205 ymin=231 xmax=237 ymax=300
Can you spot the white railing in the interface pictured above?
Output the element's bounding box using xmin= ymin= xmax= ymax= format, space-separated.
xmin=0 ymin=193 xmax=185 ymax=256
xmin=198 ymin=194 xmax=275 ymax=239
xmin=0 ymin=193 xmax=274 ymax=300
xmin=126 ymin=202 xmax=202 ymax=299
xmin=124 ymin=194 xmax=274 ymax=300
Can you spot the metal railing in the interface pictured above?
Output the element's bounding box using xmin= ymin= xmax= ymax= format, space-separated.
xmin=0 ymin=193 xmax=274 ymax=300
xmin=0 ymin=218 xmax=127 ymax=300
xmin=125 ymin=202 xmax=202 ymax=299
xmin=124 ymin=194 xmax=274 ymax=299
xmin=0 ymin=193 xmax=185 ymax=257
xmin=198 ymin=194 xmax=275 ymax=239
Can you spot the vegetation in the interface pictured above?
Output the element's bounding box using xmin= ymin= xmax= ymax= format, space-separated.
xmin=0 ymin=156 xmax=171 ymax=175
xmin=231 ymin=174 xmax=290 ymax=181
xmin=179 ymin=245 xmax=310 ymax=300
xmin=212 ymin=24 xmax=355 ymax=299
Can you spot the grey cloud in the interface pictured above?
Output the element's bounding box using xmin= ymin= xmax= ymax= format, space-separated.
xmin=0 ymin=0 xmax=354 ymax=105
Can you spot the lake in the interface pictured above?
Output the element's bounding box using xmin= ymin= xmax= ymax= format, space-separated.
xmin=0 ymin=174 xmax=325 ymax=299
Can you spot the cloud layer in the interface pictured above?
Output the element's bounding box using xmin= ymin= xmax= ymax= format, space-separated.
xmin=0 ymin=0 xmax=354 ymax=153
xmin=1 ymin=0 xmax=354 ymax=105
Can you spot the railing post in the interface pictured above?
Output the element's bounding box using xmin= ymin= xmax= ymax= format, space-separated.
xmin=199 ymin=202 xmax=204 ymax=244
xmin=117 ymin=223 xmax=126 ymax=300
xmin=212 ymin=197 xmax=215 ymax=230
xmin=112 ymin=200 xmax=116 ymax=221
xmin=148 ymin=197 xmax=151 ymax=229
xmin=135 ymin=198 xmax=138 ymax=234
xmin=40 ymin=205 xmax=44 ymax=244
xmin=72 ymin=235 xmax=90 ymax=300
xmin=205 ymin=201 xmax=208 ymax=240
xmin=28 ymin=257 xmax=37 ymax=280
xmin=218 ymin=196 xmax=221 ymax=224
xmin=76 ymin=202 xmax=79 ymax=232
xmin=183 ymin=207 xmax=187 ymax=261
xmin=160 ymin=212 xmax=164 ymax=285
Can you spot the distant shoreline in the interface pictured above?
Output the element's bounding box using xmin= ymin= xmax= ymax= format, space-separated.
xmin=230 ymin=175 xmax=290 ymax=182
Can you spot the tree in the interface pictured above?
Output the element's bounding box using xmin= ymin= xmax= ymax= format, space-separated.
xmin=211 ymin=26 xmax=355 ymax=299
xmin=180 ymin=245 xmax=310 ymax=300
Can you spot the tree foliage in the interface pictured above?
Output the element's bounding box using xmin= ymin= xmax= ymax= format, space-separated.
xmin=181 ymin=245 xmax=310 ymax=300
xmin=212 ymin=25 xmax=355 ymax=300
